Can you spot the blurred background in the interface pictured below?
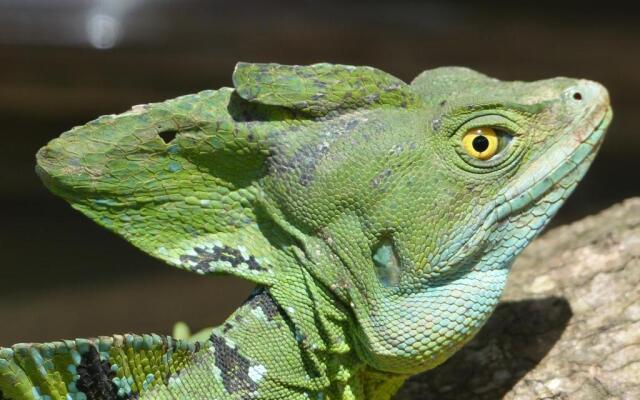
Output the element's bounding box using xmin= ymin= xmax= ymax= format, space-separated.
xmin=0 ymin=0 xmax=638 ymax=346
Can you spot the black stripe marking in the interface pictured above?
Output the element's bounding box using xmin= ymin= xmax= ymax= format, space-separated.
xmin=181 ymin=245 xmax=264 ymax=273
xmin=244 ymin=288 xmax=280 ymax=321
xmin=76 ymin=346 xmax=137 ymax=400
xmin=210 ymin=334 xmax=257 ymax=394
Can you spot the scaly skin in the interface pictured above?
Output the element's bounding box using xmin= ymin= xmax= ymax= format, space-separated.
xmin=0 ymin=63 xmax=611 ymax=399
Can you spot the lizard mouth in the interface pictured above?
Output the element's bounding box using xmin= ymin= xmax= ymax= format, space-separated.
xmin=495 ymin=106 xmax=612 ymax=222
xmin=438 ymin=104 xmax=611 ymax=271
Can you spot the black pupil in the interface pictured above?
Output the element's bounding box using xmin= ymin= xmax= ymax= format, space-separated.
xmin=472 ymin=135 xmax=490 ymax=153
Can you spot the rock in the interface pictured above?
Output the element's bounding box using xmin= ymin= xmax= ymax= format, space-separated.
xmin=396 ymin=198 xmax=640 ymax=400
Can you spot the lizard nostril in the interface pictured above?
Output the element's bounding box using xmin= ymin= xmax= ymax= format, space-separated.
xmin=573 ymin=92 xmax=583 ymax=101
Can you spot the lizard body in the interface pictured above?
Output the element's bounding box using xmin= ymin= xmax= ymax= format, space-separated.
xmin=0 ymin=63 xmax=611 ymax=399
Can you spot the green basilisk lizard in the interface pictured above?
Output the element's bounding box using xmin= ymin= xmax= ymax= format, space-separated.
xmin=0 ymin=63 xmax=611 ymax=399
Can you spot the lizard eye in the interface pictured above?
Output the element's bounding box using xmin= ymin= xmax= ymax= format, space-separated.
xmin=462 ymin=127 xmax=499 ymax=160
xmin=451 ymin=115 xmax=519 ymax=170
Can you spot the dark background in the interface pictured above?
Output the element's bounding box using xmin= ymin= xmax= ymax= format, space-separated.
xmin=1 ymin=0 xmax=638 ymax=347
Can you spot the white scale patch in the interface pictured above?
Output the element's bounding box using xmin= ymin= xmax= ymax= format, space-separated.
xmin=248 ymin=364 xmax=267 ymax=383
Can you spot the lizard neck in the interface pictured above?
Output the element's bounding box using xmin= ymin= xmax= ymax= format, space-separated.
xmin=211 ymin=273 xmax=409 ymax=399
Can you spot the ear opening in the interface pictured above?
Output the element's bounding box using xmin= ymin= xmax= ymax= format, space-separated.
xmin=372 ymin=234 xmax=401 ymax=287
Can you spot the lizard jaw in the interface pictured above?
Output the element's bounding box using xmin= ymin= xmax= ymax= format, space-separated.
xmin=495 ymin=105 xmax=611 ymax=223
xmin=350 ymin=81 xmax=612 ymax=375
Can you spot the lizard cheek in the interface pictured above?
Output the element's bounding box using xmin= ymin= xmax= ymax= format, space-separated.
xmin=372 ymin=238 xmax=401 ymax=287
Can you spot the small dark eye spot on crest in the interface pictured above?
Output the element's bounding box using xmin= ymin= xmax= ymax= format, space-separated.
xmin=573 ymin=92 xmax=583 ymax=101
xmin=158 ymin=129 xmax=178 ymax=144
xmin=432 ymin=118 xmax=441 ymax=131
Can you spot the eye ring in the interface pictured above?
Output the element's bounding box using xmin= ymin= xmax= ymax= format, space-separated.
xmin=443 ymin=113 xmax=522 ymax=174
xmin=462 ymin=127 xmax=499 ymax=160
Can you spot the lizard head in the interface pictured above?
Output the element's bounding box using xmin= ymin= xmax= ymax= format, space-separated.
xmin=320 ymin=67 xmax=612 ymax=373
xmin=253 ymin=66 xmax=611 ymax=373
xmin=35 ymin=63 xmax=611 ymax=375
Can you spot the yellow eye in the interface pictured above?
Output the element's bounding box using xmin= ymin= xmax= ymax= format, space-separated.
xmin=462 ymin=127 xmax=499 ymax=160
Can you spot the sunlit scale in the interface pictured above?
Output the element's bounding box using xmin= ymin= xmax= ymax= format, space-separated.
xmin=462 ymin=127 xmax=498 ymax=160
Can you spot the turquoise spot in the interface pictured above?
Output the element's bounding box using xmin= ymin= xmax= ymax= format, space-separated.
xmin=70 ymin=350 xmax=81 ymax=365
xmin=167 ymin=161 xmax=182 ymax=172
xmin=143 ymin=373 xmax=155 ymax=389
xmin=143 ymin=334 xmax=154 ymax=349
xmin=93 ymin=198 xmax=116 ymax=207
xmin=294 ymin=330 xmax=305 ymax=343
xmin=98 ymin=340 xmax=111 ymax=352
xmin=30 ymin=348 xmax=44 ymax=366
xmin=167 ymin=145 xmax=179 ymax=154
xmin=132 ymin=337 xmax=143 ymax=351
xmin=112 ymin=376 xmax=133 ymax=395
xmin=99 ymin=216 xmax=113 ymax=226
xmin=76 ymin=340 xmax=90 ymax=354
